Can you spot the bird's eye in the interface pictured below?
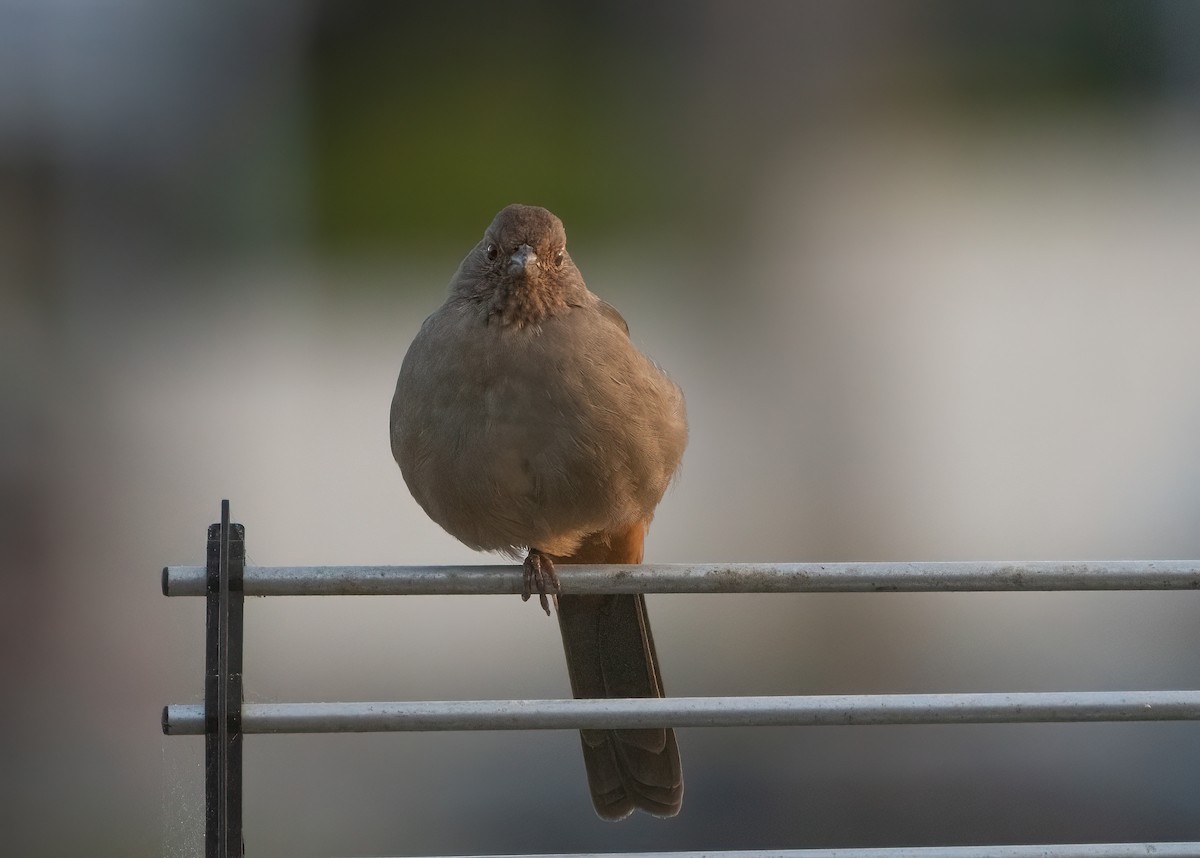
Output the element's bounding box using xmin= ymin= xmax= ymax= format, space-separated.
xmin=485 ymin=243 xmax=498 ymax=261
xmin=553 ymin=250 xmax=565 ymax=268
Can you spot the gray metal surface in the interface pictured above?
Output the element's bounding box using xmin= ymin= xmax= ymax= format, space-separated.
xmin=161 ymin=560 xmax=1200 ymax=597
xmin=161 ymin=689 xmax=1200 ymax=735
xmin=378 ymin=846 xmax=1200 ymax=858
xmin=161 ymin=558 xmax=1200 ymax=857
xmin=384 ymin=847 xmax=1200 ymax=858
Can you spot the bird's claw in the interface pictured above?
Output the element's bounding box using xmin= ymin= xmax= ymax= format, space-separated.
xmin=522 ymin=549 xmax=561 ymax=616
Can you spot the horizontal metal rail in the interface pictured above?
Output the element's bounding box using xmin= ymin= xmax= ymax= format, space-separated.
xmin=161 ymin=560 xmax=1200 ymax=597
xmin=161 ymin=690 xmax=1200 ymax=735
xmin=389 ymin=846 xmax=1200 ymax=858
xmin=165 ymin=508 xmax=1200 ymax=858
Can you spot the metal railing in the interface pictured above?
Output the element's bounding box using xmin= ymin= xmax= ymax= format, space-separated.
xmin=161 ymin=501 xmax=1200 ymax=858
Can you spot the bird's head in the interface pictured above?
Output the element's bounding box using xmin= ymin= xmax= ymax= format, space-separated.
xmin=459 ymin=204 xmax=583 ymax=327
xmin=481 ymin=204 xmax=569 ymax=282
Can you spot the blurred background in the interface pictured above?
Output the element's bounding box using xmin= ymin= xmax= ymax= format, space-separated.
xmin=3 ymin=1 xmax=1200 ymax=855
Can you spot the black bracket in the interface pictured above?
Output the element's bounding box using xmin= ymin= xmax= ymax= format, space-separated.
xmin=205 ymin=500 xmax=245 ymax=858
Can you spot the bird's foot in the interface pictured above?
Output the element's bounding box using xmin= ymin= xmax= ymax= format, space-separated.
xmin=522 ymin=548 xmax=561 ymax=616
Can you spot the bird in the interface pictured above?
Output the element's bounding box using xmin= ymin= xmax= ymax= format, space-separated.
xmin=390 ymin=203 xmax=687 ymax=819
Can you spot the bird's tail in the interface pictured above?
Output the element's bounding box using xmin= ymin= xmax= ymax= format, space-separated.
xmin=553 ymin=522 xmax=684 ymax=820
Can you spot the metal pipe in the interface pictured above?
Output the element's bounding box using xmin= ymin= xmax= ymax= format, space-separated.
xmin=161 ymin=560 xmax=1200 ymax=597
xmin=394 ymin=845 xmax=1200 ymax=858
xmin=162 ymin=690 xmax=1200 ymax=736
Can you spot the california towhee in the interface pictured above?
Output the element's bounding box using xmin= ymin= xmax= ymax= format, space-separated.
xmin=390 ymin=204 xmax=687 ymax=819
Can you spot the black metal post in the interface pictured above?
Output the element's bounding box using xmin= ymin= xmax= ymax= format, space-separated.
xmin=205 ymin=500 xmax=245 ymax=857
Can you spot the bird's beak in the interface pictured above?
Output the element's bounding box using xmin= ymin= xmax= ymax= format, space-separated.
xmin=508 ymin=243 xmax=538 ymax=276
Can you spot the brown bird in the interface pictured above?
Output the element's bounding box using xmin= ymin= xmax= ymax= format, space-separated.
xmin=390 ymin=203 xmax=687 ymax=819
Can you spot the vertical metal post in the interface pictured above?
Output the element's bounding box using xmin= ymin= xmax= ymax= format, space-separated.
xmin=205 ymin=500 xmax=244 ymax=857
